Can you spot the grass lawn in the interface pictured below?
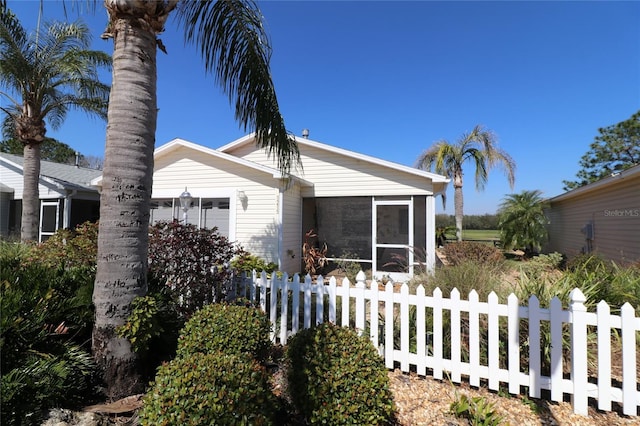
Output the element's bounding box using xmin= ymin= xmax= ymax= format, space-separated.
xmin=461 ymin=229 xmax=500 ymax=241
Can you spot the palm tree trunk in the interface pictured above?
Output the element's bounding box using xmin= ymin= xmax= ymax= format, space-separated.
xmin=21 ymin=143 xmax=41 ymax=242
xmin=454 ymin=185 xmax=464 ymax=241
xmin=92 ymin=16 xmax=157 ymax=400
xmin=453 ymin=169 xmax=464 ymax=241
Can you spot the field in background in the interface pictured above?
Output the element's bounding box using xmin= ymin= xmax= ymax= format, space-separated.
xmin=461 ymin=229 xmax=500 ymax=241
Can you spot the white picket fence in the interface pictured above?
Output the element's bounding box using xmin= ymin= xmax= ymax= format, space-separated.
xmin=231 ymin=270 xmax=640 ymax=417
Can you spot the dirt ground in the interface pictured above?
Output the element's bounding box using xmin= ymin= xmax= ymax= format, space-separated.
xmin=387 ymin=369 xmax=639 ymax=426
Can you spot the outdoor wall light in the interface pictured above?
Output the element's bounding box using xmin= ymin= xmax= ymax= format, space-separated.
xmin=238 ymin=190 xmax=248 ymax=211
xmin=179 ymin=187 xmax=192 ymax=222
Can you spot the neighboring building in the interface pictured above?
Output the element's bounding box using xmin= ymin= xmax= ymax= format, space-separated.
xmin=0 ymin=153 xmax=101 ymax=241
xmin=93 ymin=134 xmax=449 ymax=278
xmin=545 ymin=164 xmax=640 ymax=264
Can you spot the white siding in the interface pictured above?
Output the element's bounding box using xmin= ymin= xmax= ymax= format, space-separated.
xmin=281 ymin=181 xmax=302 ymax=273
xmin=0 ymin=159 xmax=65 ymax=200
xmin=226 ymin=143 xmax=436 ymax=197
xmin=152 ymin=147 xmax=281 ymax=263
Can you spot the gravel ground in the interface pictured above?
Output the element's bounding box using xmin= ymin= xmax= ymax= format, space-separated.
xmin=388 ymin=369 xmax=639 ymax=426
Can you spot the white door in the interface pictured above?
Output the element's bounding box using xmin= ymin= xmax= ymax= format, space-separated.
xmin=372 ymin=199 xmax=413 ymax=280
xmin=39 ymin=200 xmax=60 ymax=242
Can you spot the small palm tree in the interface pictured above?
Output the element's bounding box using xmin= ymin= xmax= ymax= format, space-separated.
xmin=498 ymin=189 xmax=549 ymax=256
xmin=416 ymin=125 xmax=516 ymax=241
xmin=0 ymin=7 xmax=111 ymax=242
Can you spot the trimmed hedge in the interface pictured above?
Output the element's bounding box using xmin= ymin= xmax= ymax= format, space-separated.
xmin=139 ymin=351 xmax=277 ymax=425
xmin=176 ymin=302 xmax=273 ymax=362
xmin=286 ymin=323 xmax=395 ymax=425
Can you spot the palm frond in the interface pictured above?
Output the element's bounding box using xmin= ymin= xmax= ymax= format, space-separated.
xmin=177 ymin=0 xmax=300 ymax=175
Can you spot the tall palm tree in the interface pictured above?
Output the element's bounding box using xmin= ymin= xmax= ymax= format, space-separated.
xmin=0 ymin=7 xmax=110 ymax=242
xmin=93 ymin=0 xmax=300 ymax=398
xmin=416 ymin=125 xmax=516 ymax=241
xmin=498 ymin=190 xmax=549 ymax=256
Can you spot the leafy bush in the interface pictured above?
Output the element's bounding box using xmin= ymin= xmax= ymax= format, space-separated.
xmin=231 ymin=252 xmax=278 ymax=274
xmin=148 ymin=220 xmax=245 ymax=317
xmin=286 ymin=323 xmax=395 ymax=425
xmin=27 ymin=221 xmax=98 ymax=270
xmin=442 ymin=241 xmax=504 ymax=267
xmin=176 ymin=301 xmax=273 ymax=362
xmin=117 ymin=296 xmax=164 ymax=354
xmin=139 ymin=351 xmax=278 ymax=426
xmin=0 ymin=260 xmax=98 ymax=425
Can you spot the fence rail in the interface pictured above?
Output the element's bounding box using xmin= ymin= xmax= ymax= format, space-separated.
xmin=232 ymin=270 xmax=640 ymax=417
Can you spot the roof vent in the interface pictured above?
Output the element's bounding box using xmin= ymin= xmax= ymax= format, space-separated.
xmin=302 ymin=129 xmax=309 ymax=138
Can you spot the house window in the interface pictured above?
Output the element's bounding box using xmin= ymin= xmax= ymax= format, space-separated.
xmin=150 ymin=197 xmax=230 ymax=238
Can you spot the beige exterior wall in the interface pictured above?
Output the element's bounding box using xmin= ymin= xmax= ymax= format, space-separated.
xmin=546 ymin=172 xmax=640 ymax=264
xmin=153 ymin=147 xmax=281 ymax=263
xmin=280 ymin=181 xmax=302 ymax=273
xmin=226 ymin=143 xmax=436 ymax=197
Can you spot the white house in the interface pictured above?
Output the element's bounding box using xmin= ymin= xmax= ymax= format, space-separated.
xmin=0 ymin=153 xmax=101 ymax=241
xmin=137 ymin=134 xmax=449 ymax=278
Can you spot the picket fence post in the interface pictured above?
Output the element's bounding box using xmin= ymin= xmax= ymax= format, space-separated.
xmin=549 ymin=296 xmax=564 ymax=403
xmin=487 ymin=291 xmax=499 ymax=391
xmin=528 ymin=295 xmax=542 ymax=399
xmin=384 ymin=281 xmax=394 ymax=370
xmin=432 ymin=287 xmax=444 ymax=380
xmin=597 ymin=300 xmax=612 ymax=411
xmin=291 ymin=274 xmax=300 ymax=335
xmin=620 ymin=302 xmax=637 ymax=416
xmin=570 ymin=288 xmax=588 ymax=415
xmin=468 ymin=290 xmax=480 ymax=388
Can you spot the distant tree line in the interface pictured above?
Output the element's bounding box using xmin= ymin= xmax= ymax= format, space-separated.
xmin=436 ymin=213 xmax=499 ymax=230
xmin=0 ymin=137 xmax=103 ymax=170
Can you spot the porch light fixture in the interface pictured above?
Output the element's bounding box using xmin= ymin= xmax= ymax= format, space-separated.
xmin=179 ymin=187 xmax=192 ymax=223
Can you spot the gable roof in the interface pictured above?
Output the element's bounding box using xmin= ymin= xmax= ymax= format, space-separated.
xmin=0 ymin=152 xmax=102 ymax=191
xmin=156 ymin=138 xmax=287 ymax=178
xmin=549 ymin=163 xmax=640 ymax=203
xmin=218 ymin=133 xmax=450 ymax=188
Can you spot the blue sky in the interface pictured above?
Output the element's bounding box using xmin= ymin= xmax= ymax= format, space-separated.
xmin=6 ymin=1 xmax=640 ymax=215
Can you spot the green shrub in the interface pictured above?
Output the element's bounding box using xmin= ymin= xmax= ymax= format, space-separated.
xmin=286 ymin=323 xmax=395 ymax=425
xmin=139 ymin=351 xmax=278 ymax=426
xmin=0 ymin=261 xmax=98 ymax=425
xmin=0 ymin=240 xmax=33 ymax=271
xmin=148 ymin=221 xmax=244 ymax=316
xmin=176 ymin=302 xmax=273 ymax=362
xmin=231 ymin=252 xmax=278 ymax=274
xmin=442 ymin=241 xmax=504 ymax=267
xmin=565 ymin=253 xmax=611 ymax=273
xmin=27 ymin=221 xmax=98 ymax=270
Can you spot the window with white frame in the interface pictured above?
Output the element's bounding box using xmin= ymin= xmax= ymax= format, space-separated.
xmin=150 ymin=197 xmax=230 ymax=238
